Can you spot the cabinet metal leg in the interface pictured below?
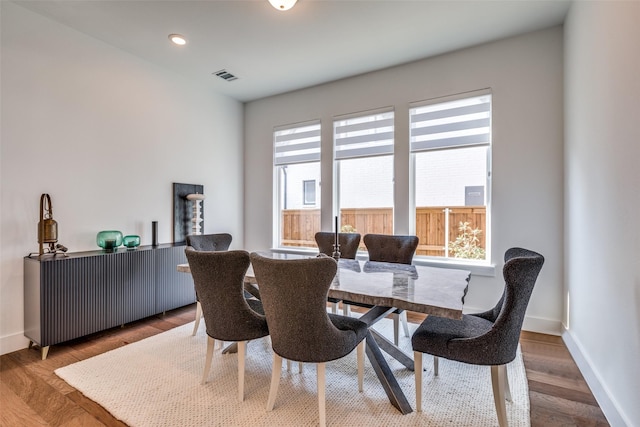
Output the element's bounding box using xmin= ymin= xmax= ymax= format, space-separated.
xmin=29 ymin=341 xmax=50 ymax=360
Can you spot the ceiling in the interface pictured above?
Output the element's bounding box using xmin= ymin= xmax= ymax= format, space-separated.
xmin=12 ymin=0 xmax=572 ymax=102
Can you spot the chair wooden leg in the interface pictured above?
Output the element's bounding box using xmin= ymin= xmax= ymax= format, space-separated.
xmin=393 ymin=312 xmax=400 ymax=345
xmin=201 ymin=336 xmax=215 ymax=384
xmin=317 ymin=362 xmax=326 ymax=427
xmin=504 ymin=366 xmax=512 ymax=402
xmin=267 ymin=354 xmax=283 ymax=411
xmin=285 ymin=359 xmax=303 ymax=373
xmin=414 ymin=351 xmax=423 ymax=412
xmin=342 ymin=303 xmax=351 ymax=316
xmin=401 ymin=310 xmax=410 ymax=337
xmin=491 ymin=365 xmax=509 ymax=427
xmin=433 ymin=355 xmax=439 ymax=376
xmin=357 ymin=341 xmax=364 ymax=392
xmin=237 ymin=341 xmax=246 ymax=402
xmin=331 ymin=302 xmax=338 ymax=314
xmin=192 ymin=301 xmax=202 ymax=336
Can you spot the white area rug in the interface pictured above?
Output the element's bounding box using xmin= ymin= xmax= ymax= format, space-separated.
xmin=56 ymin=319 xmax=530 ymax=426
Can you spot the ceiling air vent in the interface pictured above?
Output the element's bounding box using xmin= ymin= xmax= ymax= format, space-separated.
xmin=213 ymin=69 xmax=238 ymax=82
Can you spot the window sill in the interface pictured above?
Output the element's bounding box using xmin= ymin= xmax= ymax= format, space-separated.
xmin=271 ymin=247 xmax=496 ymax=277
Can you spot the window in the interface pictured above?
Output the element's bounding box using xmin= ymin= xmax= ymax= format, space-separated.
xmin=274 ymin=121 xmax=321 ymax=249
xmin=334 ymin=109 xmax=394 ymax=235
xmin=303 ymin=180 xmax=316 ymax=205
xmin=410 ymin=91 xmax=491 ymax=262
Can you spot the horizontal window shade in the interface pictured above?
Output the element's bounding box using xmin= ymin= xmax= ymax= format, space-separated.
xmin=410 ymin=94 xmax=491 ymax=152
xmin=334 ymin=111 xmax=394 ymax=160
xmin=274 ymin=122 xmax=321 ymax=165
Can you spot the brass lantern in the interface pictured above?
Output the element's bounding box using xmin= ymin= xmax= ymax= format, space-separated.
xmin=38 ymin=193 xmax=59 ymax=256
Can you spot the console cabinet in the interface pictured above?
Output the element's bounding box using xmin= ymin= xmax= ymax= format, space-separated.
xmin=24 ymin=244 xmax=194 ymax=359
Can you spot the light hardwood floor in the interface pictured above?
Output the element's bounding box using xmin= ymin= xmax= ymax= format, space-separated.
xmin=1 ymin=304 xmax=609 ymax=426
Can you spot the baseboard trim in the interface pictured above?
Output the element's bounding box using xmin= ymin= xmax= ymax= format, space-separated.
xmin=562 ymin=328 xmax=629 ymax=427
xmin=463 ymin=306 xmax=563 ymax=336
xmin=0 ymin=332 xmax=30 ymax=356
xmin=521 ymin=315 xmax=562 ymax=336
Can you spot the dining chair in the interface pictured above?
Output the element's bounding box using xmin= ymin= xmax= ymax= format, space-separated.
xmin=314 ymin=231 xmax=361 ymax=259
xmin=412 ymin=247 xmax=544 ymax=427
xmin=185 ymin=232 xmax=232 ymax=251
xmin=344 ymin=233 xmax=419 ymax=345
xmin=185 ymin=233 xmax=233 ymax=335
xmin=185 ymin=249 xmax=269 ymax=402
xmin=250 ymin=252 xmax=368 ymax=427
xmin=314 ymin=231 xmax=362 ymax=313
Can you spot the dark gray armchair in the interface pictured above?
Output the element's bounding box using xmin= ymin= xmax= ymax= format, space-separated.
xmin=412 ymin=247 xmax=544 ymax=427
xmin=363 ymin=233 xmax=419 ymax=264
xmin=185 ymin=249 xmax=269 ymax=402
xmin=250 ymin=252 xmax=368 ymax=427
xmin=314 ymin=231 xmax=362 ymax=313
xmin=343 ymin=233 xmax=419 ymax=345
xmin=185 ymin=233 xmax=233 ymax=335
xmin=314 ymin=231 xmax=361 ymax=259
xmin=186 ymin=233 xmax=232 ymax=251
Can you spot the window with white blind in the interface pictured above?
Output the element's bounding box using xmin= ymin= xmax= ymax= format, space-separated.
xmin=410 ymin=91 xmax=491 ymax=262
xmin=334 ymin=109 xmax=394 ymax=236
xmin=273 ymin=121 xmax=321 ymax=249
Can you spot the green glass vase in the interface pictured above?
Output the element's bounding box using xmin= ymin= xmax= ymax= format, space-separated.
xmin=96 ymin=230 xmax=123 ymax=253
xmin=123 ymin=235 xmax=141 ymax=250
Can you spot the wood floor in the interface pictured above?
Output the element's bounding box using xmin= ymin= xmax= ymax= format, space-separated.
xmin=1 ymin=304 xmax=609 ymax=427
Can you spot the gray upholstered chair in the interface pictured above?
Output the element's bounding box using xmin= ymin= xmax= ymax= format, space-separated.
xmin=250 ymin=252 xmax=368 ymax=427
xmin=344 ymin=233 xmax=419 ymax=345
xmin=363 ymin=233 xmax=419 ymax=264
xmin=185 ymin=233 xmax=233 ymax=335
xmin=412 ymin=247 xmax=544 ymax=427
xmin=314 ymin=231 xmax=362 ymax=313
xmin=185 ymin=249 xmax=269 ymax=402
xmin=186 ymin=232 xmax=232 ymax=251
xmin=314 ymin=231 xmax=361 ymax=259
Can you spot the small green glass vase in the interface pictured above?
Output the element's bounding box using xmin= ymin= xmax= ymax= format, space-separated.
xmin=96 ymin=230 xmax=123 ymax=253
xmin=123 ymin=235 xmax=141 ymax=250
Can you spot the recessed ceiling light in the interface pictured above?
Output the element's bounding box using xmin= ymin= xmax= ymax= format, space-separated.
xmin=268 ymin=0 xmax=297 ymax=11
xmin=168 ymin=34 xmax=187 ymax=46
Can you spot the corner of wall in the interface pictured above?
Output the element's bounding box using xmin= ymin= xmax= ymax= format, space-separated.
xmin=562 ymin=328 xmax=630 ymax=427
xmin=0 ymin=333 xmax=30 ymax=356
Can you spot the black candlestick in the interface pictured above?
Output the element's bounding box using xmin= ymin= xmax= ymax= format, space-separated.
xmin=333 ymin=215 xmax=340 ymax=260
xmin=151 ymin=221 xmax=158 ymax=246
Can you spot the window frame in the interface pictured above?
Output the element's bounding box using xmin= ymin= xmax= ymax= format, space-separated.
xmin=302 ymin=179 xmax=316 ymax=205
xmin=332 ymin=107 xmax=395 ymax=237
xmin=272 ymin=120 xmax=322 ymax=250
xmin=409 ymin=89 xmax=493 ymax=267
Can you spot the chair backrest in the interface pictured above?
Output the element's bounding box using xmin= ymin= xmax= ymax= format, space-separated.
xmin=249 ymin=252 xmax=358 ymax=363
xmin=186 ymin=233 xmax=232 ymax=251
xmin=363 ymin=234 xmax=419 ymax=264
xmin=185 ymin=249 xmax=268 ymax=342
xmin=463 ymin=247 xmax=544 ymax=364
xmin=315 ymin=232 xmax=361 ymax=259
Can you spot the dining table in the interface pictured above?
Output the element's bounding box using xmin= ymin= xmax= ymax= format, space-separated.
xmin=177 ymin=252 xmax=471 ymax=415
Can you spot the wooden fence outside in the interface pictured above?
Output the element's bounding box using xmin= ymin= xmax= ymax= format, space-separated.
xmin=281 ymin=206 xmax=486 ymax=257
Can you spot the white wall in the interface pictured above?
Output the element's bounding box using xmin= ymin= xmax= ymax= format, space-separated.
xmin=0 ymin=3 xmax=244 ymax=355
xmin=564 ymin=2 xmax=640 ymax=426
xmin=245 ymin=27 xmax=565 ymax=335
